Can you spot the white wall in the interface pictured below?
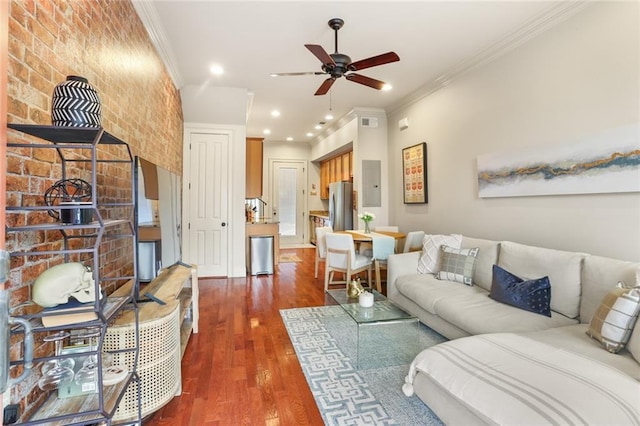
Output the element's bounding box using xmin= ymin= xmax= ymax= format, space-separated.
xmin=180 ymin=86 xmax=249 ymax=125
xmin=388 ymin=1 xmax=640 ymax=261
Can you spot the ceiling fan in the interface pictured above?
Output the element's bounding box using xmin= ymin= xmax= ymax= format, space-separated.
xmin=272 ymin=18 xmax=400 ymax=96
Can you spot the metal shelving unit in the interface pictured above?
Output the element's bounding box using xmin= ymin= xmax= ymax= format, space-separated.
xmin=7 ymin=124 xmax=141 ymax=425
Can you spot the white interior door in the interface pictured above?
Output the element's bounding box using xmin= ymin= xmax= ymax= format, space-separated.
xmin=270 ymin=160 xmax=306 ymax=246
xmin=185 ymin=131 xmax=229 ymax=276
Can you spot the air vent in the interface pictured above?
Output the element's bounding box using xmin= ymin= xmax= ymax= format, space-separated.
xmin=361 ymin=117 xmax=378 ymax=128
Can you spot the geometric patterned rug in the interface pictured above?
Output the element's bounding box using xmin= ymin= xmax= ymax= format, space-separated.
xmin=280 ymin=305 xmax=447 ymax=425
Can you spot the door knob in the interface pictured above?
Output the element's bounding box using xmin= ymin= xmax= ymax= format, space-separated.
xmin=221 ymin=222 xmax=226 ymax=227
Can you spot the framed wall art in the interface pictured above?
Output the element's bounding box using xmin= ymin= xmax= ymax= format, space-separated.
xmin=402 ymin=142 xmax=428 ymax=204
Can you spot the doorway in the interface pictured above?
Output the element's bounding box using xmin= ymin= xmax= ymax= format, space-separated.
xmin=184 ymin=131 xmax=229 ymax=277
xmin=269 ymin=160 xmax=307 ymax=246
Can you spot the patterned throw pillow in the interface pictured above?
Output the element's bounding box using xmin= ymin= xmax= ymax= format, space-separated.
xmin=436 ymin=245 xmax=479 ymax=286
xmin=489 ymin=265 xmax=552 ymax=317
xmin=586 ymin=282 xmax=640 ymax=353
xmin=417 ymin=234 xmax=462 ymax=274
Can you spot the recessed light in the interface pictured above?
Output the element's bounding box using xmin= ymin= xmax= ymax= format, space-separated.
xmin=286 ymin=137 xmax=293 ymax=141
xmin=306 ymin=132 xmax=314 ymax=137
xmin=325 ymin=113 xmax=334 ymax=120
xmin=314 ymin=124 xmax=322 ymax=130
xmin=271 ymin=110 xmax=281 ymax=117
xmin=263 ymin=129 xmax=271 ymax=135
xmin=209 ymin=64 xmax=224 ymax=75
xmin=382 ymin=84 xmax=392 ymax=91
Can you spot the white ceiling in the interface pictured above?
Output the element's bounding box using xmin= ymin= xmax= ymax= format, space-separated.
xmin=134 ymin=1 xmax=579 ymax=143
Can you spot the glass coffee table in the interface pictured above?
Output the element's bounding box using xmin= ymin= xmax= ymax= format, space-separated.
xmin=326 ymin=289 xmax=419 ymax=369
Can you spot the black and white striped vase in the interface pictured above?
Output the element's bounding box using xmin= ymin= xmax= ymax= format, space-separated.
xmin=51 ymin=75 xmax=102 ymax=127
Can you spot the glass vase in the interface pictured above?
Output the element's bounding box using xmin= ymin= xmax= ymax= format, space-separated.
xmin=364 ymin=221 xmax=371 ymax=234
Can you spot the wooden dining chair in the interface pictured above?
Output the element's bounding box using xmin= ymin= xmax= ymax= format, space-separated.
xmin=324 ymin=233 xmax=373 ymax=291
xmin=314 ymin=226 xmax=333 ymax=278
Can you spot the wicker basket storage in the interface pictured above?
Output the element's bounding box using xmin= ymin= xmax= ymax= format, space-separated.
xmin=104 ymin=303 xmax=181 ymax=421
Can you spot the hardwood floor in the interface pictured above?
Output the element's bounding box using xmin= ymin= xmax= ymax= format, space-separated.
xmin=145 ymin=248 xmax=328 ymax=425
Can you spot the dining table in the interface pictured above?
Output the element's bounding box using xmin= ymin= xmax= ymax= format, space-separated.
xmin=336 ymin=230 xmax=406 ymax=292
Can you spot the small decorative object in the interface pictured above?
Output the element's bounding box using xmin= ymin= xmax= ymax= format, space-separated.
xmin=51 ymin=75 xmax=102 ymax=127
xmin=347 ymin=278 xmax=365 ymax=298
xmin=33 ymin=262 xmax=100 ymax=308
xmin=359 ymin=291 xmax=374 ymax=308
xmin=358 ymin=212 xmax=375 ymax=233
xmin=44 ymin=178 xmax=93 ymax=224
xmin=402 ymin=142 xmax=428 ymax=204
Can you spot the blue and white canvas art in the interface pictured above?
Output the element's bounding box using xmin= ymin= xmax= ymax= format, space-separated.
xmin=477 ymin=124 xmax=640 ymax=198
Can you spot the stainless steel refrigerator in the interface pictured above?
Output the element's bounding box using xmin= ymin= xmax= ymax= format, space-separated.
xmin=329 ymin=181 xmax=354 ymax=231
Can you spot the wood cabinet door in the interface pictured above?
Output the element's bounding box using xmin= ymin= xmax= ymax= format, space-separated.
xmin=320 ymin=161 xmax=328 ymax=199
xmin=246 ymin=137 xmax=263 ymax=198
xmin=335 ymin=155 xmax=342 ymax=182
xmin=341 ymin=153 xmax=350 ymax=181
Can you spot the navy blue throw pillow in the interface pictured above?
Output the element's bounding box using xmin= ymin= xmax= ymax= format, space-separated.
xmin=490 ymin=265 xmax=552 ymax=317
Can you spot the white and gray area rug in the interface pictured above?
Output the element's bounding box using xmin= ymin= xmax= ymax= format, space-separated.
xmin=280 ymin=305 xmax=447 ymax=425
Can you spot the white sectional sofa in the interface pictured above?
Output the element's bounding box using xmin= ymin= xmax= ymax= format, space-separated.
xmin=387 ymin=236 xmax=640 ymax=425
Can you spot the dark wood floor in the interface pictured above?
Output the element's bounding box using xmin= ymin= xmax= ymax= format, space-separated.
xmin=145 ymin=247 xmax=330 ymax=426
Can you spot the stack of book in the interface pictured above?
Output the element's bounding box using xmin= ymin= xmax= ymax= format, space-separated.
xmin=41 ymin=297 xmax=104 ymax=327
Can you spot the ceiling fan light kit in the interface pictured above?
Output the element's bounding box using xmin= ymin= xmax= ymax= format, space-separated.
xmin=273 ymin=18 xmax=400 ymax=96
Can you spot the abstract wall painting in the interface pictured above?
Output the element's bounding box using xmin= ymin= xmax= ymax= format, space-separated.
xmin=477 ymin=124 xmax=640 ymax=198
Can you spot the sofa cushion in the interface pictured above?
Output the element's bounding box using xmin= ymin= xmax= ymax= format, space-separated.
xmin=433 ymin=289 xmax=577 ymax=335
xmin=498 ymin=241 xmax=584 ymax=319
xmin=417 ymin=234 xmax=462 ymax=274
xmin=489 ymin=265 xmax=551 ymax=317
xmin=394 ymin=273 xmax=478 ymax=315
xmin=524 ymin=324 xmax=640 ymax=380
xmin=436 ymin=245 xmax=478 ymax=286
xmin=628 ymin=321 xmax=640 ymax=364
xmin=586 ymin=283 xmax=640 ymax=353
xmin=581 ymin=254 xmax=640 ymax=324
xmin=461 ymin=236 xmax=500 ymax=291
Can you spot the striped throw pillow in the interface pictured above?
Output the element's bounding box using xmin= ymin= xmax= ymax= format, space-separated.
xmin=586 ymin=282 xmax=640 ymax=353
xmin=436 ymin=245 xmax=479 ymax=286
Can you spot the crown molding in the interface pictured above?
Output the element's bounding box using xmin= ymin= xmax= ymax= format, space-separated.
xmin=387 ymin=0 xmax=590 ymax=115
xmin=132 ymin=0 xmax=184 ymax=89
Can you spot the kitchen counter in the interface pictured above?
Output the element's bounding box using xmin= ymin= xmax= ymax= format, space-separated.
xmin=309 ymin=212 xmax=330 ymax=245
xmin=309 ymin=210 xmax=329 ymax=219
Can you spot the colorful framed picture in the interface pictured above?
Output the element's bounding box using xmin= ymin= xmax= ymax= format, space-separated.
xmin=402 ymin=142 xmax=428 ymax=204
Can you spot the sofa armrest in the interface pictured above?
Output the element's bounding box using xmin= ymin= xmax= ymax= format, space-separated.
xmin=387 ymin=251 xmax=421 ymax=300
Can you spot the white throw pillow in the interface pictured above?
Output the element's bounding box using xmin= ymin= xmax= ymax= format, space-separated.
xmin=417 ymin=234 xmax=462 ymax=274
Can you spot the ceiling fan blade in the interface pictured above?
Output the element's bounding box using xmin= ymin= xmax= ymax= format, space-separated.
xmin=345 ymin=73 xmax=386 ymax=90
xmin=349 ymin=52 xmax=400 ymax=71
xmin=270 ymin=71 xmax=327 ymax=77
xmin=314 ymin=78 xmax=336 ymax=96
xmin=305 ymin=44 xmax=336 ymax=66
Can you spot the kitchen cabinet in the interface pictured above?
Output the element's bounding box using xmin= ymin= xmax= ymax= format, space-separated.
xmin=319 ymin=149 xmax=353 ymax=199
xmin=246 ymin=137 xmax=264 ymax=198
xmin=6 ymin=124 xmax=140 ymax=425
xmin=320 ymin=161 xmax=330 ymax=199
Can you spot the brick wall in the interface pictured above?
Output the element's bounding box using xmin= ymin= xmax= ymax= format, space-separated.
xmin=5 ymin=0 xmax=184 ymax=419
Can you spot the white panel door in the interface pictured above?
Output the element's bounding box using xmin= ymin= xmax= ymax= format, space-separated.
xmin=186 ymin=132 xmax=229 ymax=276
